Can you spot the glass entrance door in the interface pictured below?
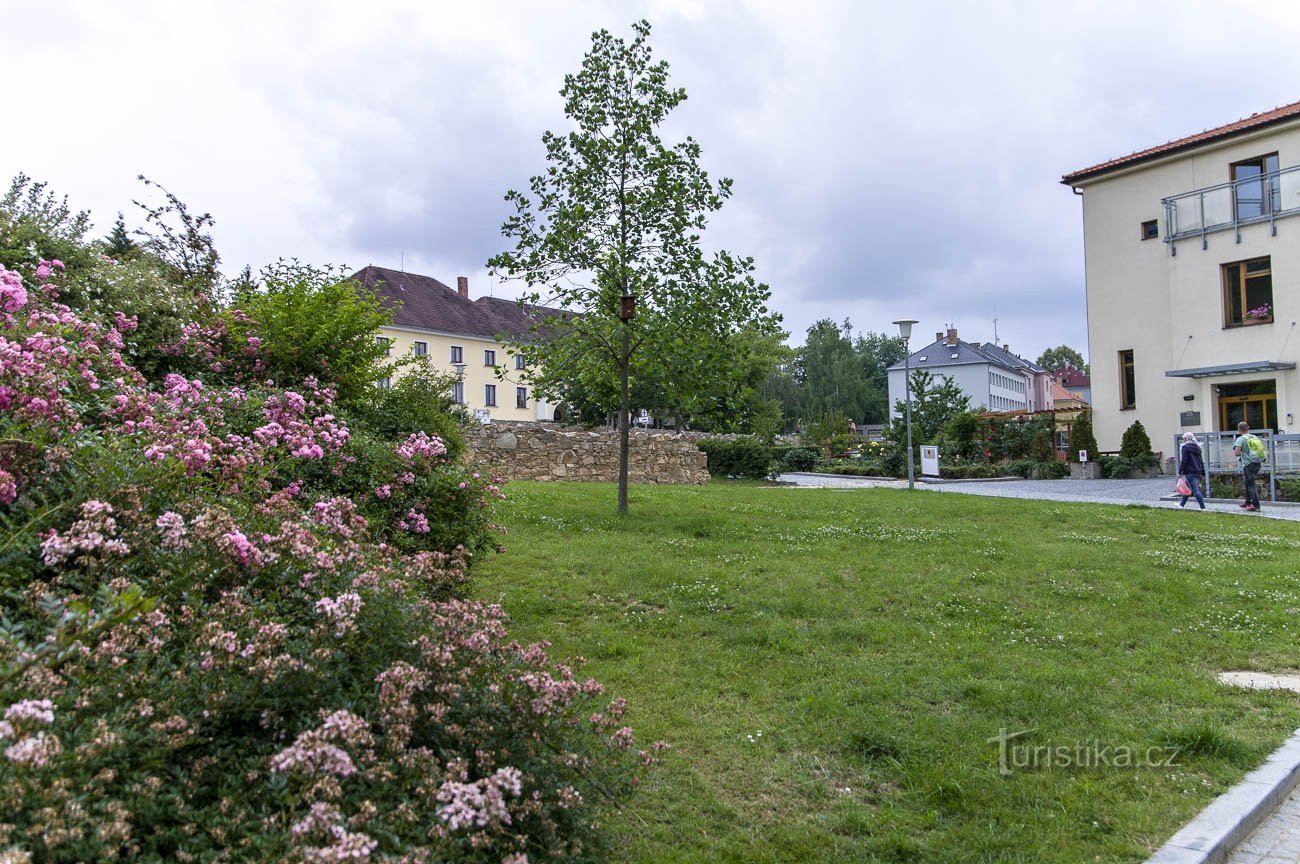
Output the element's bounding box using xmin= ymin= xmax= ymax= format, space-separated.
xmin=1219 ymin=394 xmax=1276 ymax=431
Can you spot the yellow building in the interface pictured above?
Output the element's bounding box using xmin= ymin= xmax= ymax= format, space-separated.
xmin=353 ymin=266 xmax=556 ymax=423
xmin=1063 ymin=101 xmax=1300 ymax=452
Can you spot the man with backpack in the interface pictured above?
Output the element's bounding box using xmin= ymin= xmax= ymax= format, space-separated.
xmin=1233 ymin=421 xmax=1267 ymax=511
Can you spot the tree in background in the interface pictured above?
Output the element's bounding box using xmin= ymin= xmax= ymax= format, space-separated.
xmin=1036 ymin=344 xmax=1088 ymax=374
xmin=791 ymin=320 xmax=904 ymax=427
xmin=489 ymin=20 xmax=781 ymax=513
xmin=104 ymin=211 xmax=137 ymax=258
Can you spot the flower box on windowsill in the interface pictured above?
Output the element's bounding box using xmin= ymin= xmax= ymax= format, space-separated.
xmin=1226 ymin=317 xmax=1273 ymax=329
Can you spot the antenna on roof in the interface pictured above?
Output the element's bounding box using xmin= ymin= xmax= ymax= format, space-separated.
xmin=400 ymin=251 xmax=404 ymax=273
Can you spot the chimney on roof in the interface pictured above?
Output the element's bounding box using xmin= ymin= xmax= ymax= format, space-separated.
xmin=945 ymin=328 xmax=958 ymax=345
xmin=457 ymin=276 xmax=469 ymax=299
xmin=935 ymin=332 xmax=943 ymax=342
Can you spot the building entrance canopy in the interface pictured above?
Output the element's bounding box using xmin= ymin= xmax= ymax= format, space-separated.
xmin=1165 ymin=360 xmax=1296 ymax=379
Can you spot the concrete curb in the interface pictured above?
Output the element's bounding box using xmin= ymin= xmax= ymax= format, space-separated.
xmin=1146 ymin=728 xmax=1300 ymax=863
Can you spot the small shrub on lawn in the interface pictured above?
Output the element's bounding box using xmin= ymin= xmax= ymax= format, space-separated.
xmin=699 ymin=437 xmax=773 ymax=479
xmin=1068 ymin=413 xmax=1099 ymax=462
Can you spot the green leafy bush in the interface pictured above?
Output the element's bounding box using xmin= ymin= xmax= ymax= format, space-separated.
xmin=1120 ymin=420 xmax=1154 ymax=461
xmin=778 ymin=447 xmax=819 ymax=472
xmin=1068 ymin=413 xmax=1099 ymax=462
xmin=698 ymin=438 xmax=774 ymax=480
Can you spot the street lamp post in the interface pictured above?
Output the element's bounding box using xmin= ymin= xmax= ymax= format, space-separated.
xmin=893 ymin=319 xmax=918 ymax=490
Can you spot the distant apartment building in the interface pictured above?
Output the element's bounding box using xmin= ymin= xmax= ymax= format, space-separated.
xmin=886 ymin=328 xmax=1052 ymax=419
xmin=1062 ymin=101 xmax=1300 ymax=451
xmin=353 ymin=266 xmax=557 ymax=423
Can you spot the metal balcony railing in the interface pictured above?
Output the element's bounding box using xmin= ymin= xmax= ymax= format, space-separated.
xmin=1162 ymin=164 xmax=1300 ymax=254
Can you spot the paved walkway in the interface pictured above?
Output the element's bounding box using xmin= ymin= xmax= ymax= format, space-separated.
xmin=777 ymin=474 xmax=1300 ymax=522
xmin=1226 ymin=786 xmax=1300 ymax=863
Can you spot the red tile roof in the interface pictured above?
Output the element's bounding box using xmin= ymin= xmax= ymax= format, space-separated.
xmin=1062 ymin=100 xmax=1300 ymax=185
xmin=1053 ymin=365 xmax=1090 ymax=388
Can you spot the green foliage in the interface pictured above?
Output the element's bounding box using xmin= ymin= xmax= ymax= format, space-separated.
xmin=227 ymin=260 xmax=398 ymax=405
xmin=1119 ymin=419 xmax=1154 ymax=461
xmin=941 ymin=411 xmax=982 ymax=461
xmin=893 ymin=369 xmax=972 ymax=443
xmin=776 ymin=447 xmax=819 ymax=472
xmin=489 ymin=20 xmax=783 ymax=512
xmin=1036 ymin=344 xmax=1087 ymax=374
xmin=802 ymin=412 xmax=854 ymax=457
xmin=103 ymin=211 xmax=136 ymax=258
xmin=350 ymin=360 xmax=466 ymax=460
xmin=697 ymin=438 xmax=773 ymax=480
xmin=0 ymin=173 xmax=96 ymax=278
xmin=1068 ymin=413 xmax=1099 ymax=462
xmin=1030 ymin=428 xmax=1055 ymax=463
xmin=789 ymin=320 xmax=905 ymax=427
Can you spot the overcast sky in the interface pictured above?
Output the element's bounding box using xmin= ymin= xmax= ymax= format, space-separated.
xmin=8 ymin=1 xmax=1300 ymax=362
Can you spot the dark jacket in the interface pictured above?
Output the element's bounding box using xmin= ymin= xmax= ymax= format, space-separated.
xmin=1179 ymin=441 xmax=1205 ymax=477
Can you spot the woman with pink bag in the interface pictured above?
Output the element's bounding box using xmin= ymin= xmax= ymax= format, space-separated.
xmin=1177 ymin=431 xmax=1206 ymax=510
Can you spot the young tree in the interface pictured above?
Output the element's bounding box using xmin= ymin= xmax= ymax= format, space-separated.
xmin=1036 ymin=344 xmax=1087 ymax=374
xmin=104 ymin=211 xmax=137 ymax=258
xmin=489 ymin=20 xmax=780 ymax=513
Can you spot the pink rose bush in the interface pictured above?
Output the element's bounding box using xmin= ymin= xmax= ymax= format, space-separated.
xmin=0 ymin=261 xmax=649 ymax=861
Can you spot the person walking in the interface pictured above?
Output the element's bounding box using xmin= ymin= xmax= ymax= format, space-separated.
xmin=1177 ymin=431 xmax=1206 ymax=509
xmin=1233 ymin=421 xmax=1263 ymax=512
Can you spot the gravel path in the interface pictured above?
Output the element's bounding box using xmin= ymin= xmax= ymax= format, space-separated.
xmin=776 ymin=474 xmax=1300 ymax=522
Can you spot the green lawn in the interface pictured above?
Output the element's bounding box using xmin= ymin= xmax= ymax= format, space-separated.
xmin=474 ymin=482 xmax=1300 ymax=863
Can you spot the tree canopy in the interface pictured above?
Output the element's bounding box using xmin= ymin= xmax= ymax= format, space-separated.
xmin=1036 ymin=344 xmax=1087 ymax=373
xmin=489 ymin=20 xmax=782 ymax=511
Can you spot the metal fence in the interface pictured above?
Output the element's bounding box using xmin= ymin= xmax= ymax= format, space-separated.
xmin=1172 ymin=431 xmax=1300 ymax=501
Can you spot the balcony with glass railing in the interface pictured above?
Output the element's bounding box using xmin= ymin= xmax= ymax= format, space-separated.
xmin=1162 ymin=163 xmax=1300 ymax=253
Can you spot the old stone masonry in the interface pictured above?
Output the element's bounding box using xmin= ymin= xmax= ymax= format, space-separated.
xmin=463 ymin=424 xmax=710 ymax=484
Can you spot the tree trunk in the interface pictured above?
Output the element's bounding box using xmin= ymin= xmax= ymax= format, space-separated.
xmin=618 ymin=322 xmax=631 ymax=514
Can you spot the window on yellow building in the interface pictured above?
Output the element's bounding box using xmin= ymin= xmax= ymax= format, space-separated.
xmin=1119 ymin=349 xmax=1135 ymax=409
xmin=450 ymin=345 xmax=463 ymax=363
xmin=484 ymin=349 xmax=496 ymax=366
xmin=1222 ymin=257 xmax=1273 ymax=327
xmin=516 ymin=387 xmax=528 ymax=409
xmin=484 ymin=384 xmax=497 ymax=407
xmin=412 ymin=341 xmax=428 ymax=357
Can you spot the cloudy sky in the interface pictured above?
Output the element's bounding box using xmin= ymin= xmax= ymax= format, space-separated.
xmin=9 ymin=1 xmax=1300 ymax=361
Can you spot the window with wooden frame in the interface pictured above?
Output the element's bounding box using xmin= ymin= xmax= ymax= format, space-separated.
xmin=1231 ymin=153 xmax=1280 ymax=220
xmin=1118 ymin=349 xmax=1135 ymax=409
xmin=450 ymin=345 xmax=463 ymax=363
xmin=1222 ymin=257 xmax=1273 ymax=327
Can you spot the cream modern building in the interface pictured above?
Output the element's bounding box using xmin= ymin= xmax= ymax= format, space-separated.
xmin=1063 ymin=101 xmax=1300 ymax=453
xmin=353 ymin=266 xmax=557 ymax=423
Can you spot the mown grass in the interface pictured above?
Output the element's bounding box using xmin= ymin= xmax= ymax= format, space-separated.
xmin=474 ymin=482 xmax=1300 ymax=863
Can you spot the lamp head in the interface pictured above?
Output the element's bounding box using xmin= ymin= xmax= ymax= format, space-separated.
xmin=892 ymin=319 xmax=918 ymax=341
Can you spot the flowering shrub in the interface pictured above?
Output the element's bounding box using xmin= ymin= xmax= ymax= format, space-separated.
xmin=0 ymin=262 xmax=650 ymax=862
xmin=1246 ymin=303 xmax=1272 ymax=321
